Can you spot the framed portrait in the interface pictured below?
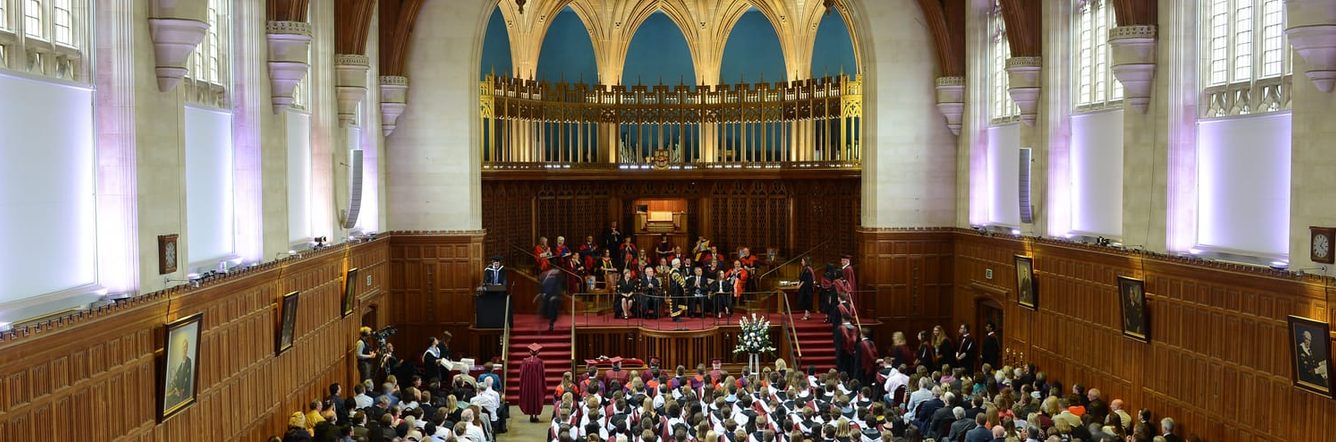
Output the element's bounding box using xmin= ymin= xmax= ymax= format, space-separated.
xmin=1287 ymin=315 xmax=1333 ymax=398
xmin=159 ymin=313 xmax=203 ymax=421
xmin=1014 ymin=255 xmax=1037 ymax=310
xmin=276 ymin=291 xmax=300 ymax=355
xmin=158 ymin=234 xmax=179 ymax=275
xmin=342 ymin=267 xmax=360 ymax=317
xmin=1117 ymin=276 xmax=1149 ymax=342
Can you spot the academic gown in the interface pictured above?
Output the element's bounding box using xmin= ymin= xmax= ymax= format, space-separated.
xmin=520 ymin=355 xmax=548 ymax=416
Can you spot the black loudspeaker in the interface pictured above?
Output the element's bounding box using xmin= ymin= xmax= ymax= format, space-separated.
xmin=475 ymin=290 xmax=510 ymax=329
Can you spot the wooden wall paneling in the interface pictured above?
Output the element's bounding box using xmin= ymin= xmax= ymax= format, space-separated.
xmin=952 ymin=232 xmax=1336 ymax=441
xmin=856 ymin=229 xmax=955 ymax=345
xmin=0 ymin=238 xmax=388 ymax=440
xmin=387 ymin=232 xmax=485 ymax=362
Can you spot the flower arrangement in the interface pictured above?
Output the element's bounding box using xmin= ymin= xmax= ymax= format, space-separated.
xmin=733 ymin=313 xmax=776 ymax=355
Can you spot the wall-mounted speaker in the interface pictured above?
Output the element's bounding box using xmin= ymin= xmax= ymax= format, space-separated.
xmin=340 ymin=149 xmax=364 ymax=229
xmin=1018 ymin=147 xmax=1033 ymax=224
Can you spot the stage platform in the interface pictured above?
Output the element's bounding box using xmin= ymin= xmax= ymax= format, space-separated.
xmin=502 ymin=311 xmax=878 ymax=402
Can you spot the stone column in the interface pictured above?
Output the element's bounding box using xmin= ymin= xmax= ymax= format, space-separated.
xmin=853 ymin=0 xmax=957 ymax=228
xmin=1286 ymin=0 xmax=1336 ymax=268
xmin=387 ymin=0 xmax=489 ymax=230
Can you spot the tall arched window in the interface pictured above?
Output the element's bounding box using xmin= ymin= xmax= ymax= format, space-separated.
xmin=1201 ymin=0 xmax=1289 ymax=117
xmin=185 ymin=0 xmax=230 ymax=106
xmin=989 ymin=1 xmax=1017 ymax=123
xmin=1074 ymin=0 xmax=1121 ymax=109
xmin=0 ymin=0 xmax=88 ymax=81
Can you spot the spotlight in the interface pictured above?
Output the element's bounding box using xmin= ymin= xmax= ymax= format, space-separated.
xmin=1010 ymin=229 xmax=1021 ymax=236
xmin=1063 ymin=232 xmax=1075 ymax=239
xmin=1188 ymin=248 xmax=1203 ymax=255
xmin=1269 ymin=260 xmax=1289 ymax=270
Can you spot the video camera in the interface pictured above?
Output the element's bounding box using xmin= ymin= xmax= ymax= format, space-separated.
xmin=369 ymin=325 xmax=397 ymax=346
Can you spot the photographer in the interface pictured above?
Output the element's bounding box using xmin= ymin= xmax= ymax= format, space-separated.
xmin=354 ymin=327 xmax=377 ymax=383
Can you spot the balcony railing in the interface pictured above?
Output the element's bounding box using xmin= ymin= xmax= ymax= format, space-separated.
xmin=479 ymin=74 xmax=863 ymax=170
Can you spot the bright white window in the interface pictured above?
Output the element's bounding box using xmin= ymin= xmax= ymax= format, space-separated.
xmin=0 ymin=0 xmax=87 ymax=80
xmin=986 ymin=124 xmax=1021 ymax=226
xmin=287 ymin=111 xmax=313 ymax=243
xmin=1195 ymin=113 xmax=1291 ymax=259
xmin=0 ymin=72 xmax=96 ymax=304
xmin=1075 ymin=0 xmax=1122 ymax=109
xmin=186 ymin=0 xmax=230 ymax=106
xmin=52 ymin=0 xmax=70 ymax=46
xmin=1202 ymin=0 xmax=1289 ymax=117
xmin=185 ymin=106 xmax=236 ymax=266
xmin=24 ymin=0 xmax=41 ymax=39
xmin=989 ymin=1 xmax=1018 ymax=123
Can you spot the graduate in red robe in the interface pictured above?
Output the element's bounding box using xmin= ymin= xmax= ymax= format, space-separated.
xmin=603 ymin=357 xmax=630 ymax=389
xmin=534 ymin=237 xmax=553 ymax=272
xmin=519 ymin=343 xmax=548 ymax=422
xmin=840 ymin=254 xmax=858 ymax=303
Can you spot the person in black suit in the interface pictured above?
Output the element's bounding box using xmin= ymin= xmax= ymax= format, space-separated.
xmin=483 ymin=256 xmax=507 ymax=286
xmin=537 ymin=268 xmax=564 ymax=331
xmin=603 ymin=221 xmax=624 ymax=266
xmin=1160 ymin=418 xmax=1183 ymax=442
xmin=925 ymin=392 xmax=957 ymax=440
xmin=955 ymin=323 xmax=977 ymax=372
xmin=980 ymin=322 xmax=1000 ymax=369
xmin=945 ymin=407 xmax=975 ymax=442
xmin=640 ymin=266 xmax=663 ymax=319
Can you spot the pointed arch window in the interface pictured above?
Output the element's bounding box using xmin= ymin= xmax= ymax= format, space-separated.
xmin=1074 ymin=0 xmax=1122 ymax=110
xmin=0 ymin=0 xmax=88 ymax=81
xmin=1201 ymin=0 xmax=1290 ymax=117
xmin=989 ymin=1 xmax=1018 ymax=123
xmin=185 ymin=0 xmax=230 ymax=107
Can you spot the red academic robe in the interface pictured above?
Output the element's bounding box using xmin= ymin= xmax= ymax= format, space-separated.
xmin=519 ymin=355 xmax=547 ymax=416
xmin=857 ymin=338 xmax=879 ymax=375
xmin=841 ymin=264 xmax=857 ymax=294
xmin=534 ymin=245 xmax=552 ymax=271
xmin=579 ymin=243 xmax=599 ymax=271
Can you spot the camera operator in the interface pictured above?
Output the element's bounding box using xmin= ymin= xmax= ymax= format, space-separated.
xmin=354 ymin=327 xmax=378 ymax=382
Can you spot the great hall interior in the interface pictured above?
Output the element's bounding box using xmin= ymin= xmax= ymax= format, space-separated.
xmin=1 ymin=0 xmax=1334 ymax=441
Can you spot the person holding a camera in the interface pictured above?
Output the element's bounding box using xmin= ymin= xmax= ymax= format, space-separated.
xmin=354 ymin=327 xmax=377 ymax=383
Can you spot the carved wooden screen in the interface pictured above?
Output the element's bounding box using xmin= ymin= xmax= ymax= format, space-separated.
xmin=708 ymin=181 xmax=789 ymax=258
xmin=534 ymin=183 xmax=609 ymax=252
xmin=792 ymin=180 xmax=860 ymax=263
xmin=482 ymin=181 xmax=534 ymax=267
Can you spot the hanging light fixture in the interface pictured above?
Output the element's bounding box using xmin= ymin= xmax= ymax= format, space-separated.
xmin=824 ymin=0 xmax=838 ymax=15
xmin=515 ymin=0 xmax=527 ymax=14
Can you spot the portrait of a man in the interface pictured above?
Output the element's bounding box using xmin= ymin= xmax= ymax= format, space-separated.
xmin=161 ymin=314 xmax=202 ymax=420
xmin=1288 ymin=315 xmax=1333 ymax=397
xmin=1117 ymin=276 xmax=1148 ymax=342
xmin=342 ymin=268 xmax=360 ymax=317
xmin=1015 ymin=255 xmax=1036 ymax=310
xmin=276 ymin=291 xmax=300 ymax=355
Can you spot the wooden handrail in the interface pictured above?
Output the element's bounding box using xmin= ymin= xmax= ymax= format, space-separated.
xmin=500 ymin=293 xmax=512 ymax=379
xmin=779 ymin=289 xmax=802 ymax=367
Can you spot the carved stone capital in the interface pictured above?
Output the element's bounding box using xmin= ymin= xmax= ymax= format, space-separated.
xmin=335 ymin=54 xmax=371 ymax=126
xmin=1110 ymin=25 xmax=1157 ymax=112
xmin=1286 ymin=0 xmax=1336 ymax=92
xmin=266 ymin=21 xmax=312 ymax=113
xmin=148 ymin=18 xmax=209 ymax=92
xmin=934 ymin=76 xmax=964 ymax=135
xmin=1005 ymin=57 xmax=1042 ymax=126
xmin=380 ymin=76 xmax=409 ymax=136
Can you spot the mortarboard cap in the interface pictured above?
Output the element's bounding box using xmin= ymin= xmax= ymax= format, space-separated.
xmin=527 ymin=343 xmax=543 ymax=353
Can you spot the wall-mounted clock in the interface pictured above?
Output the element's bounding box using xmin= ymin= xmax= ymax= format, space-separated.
xmin=1310 ymin=227 xmax=1334 ymax=264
